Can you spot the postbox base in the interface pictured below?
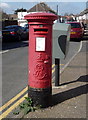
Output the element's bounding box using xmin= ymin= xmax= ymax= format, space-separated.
xmin=28 ymin=86 xmax=52 ymax=108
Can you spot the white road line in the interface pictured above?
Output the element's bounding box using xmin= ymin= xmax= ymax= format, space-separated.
xmin=0 ymin=50 xmax=9 ymax=54
xmin=60 ymin=41 xmax=82 ymax=74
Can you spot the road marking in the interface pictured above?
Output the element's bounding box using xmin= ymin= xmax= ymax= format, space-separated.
xmin=52 ymin=64 xmax=55 ymax=74
xmin=52 ymin=64 xmax=64 ymax=68
xmin=78 ymin=41 xmax=82 ymax=53
xmin=52 ymin=64 xmax=64 ymax=74
xmin=0 ymin=94 xmax=28 ymax=119
xmin=0 ymin=64 xmax=55 ymax=112
xmin=0 ymin=86 xmax=28 ymax=112
xmin=0 ymin=50 xmax=9 ymax=54
xmin=60 ymin=64 xmax=64 ymax=66
xmin=60 ymin=41 xmax=82 ymax=74
xmin=0 ymin=63 xmax=65 ymax=119
xmin=52 ymin=64 xmax=55 ymax=68
xmin=52 ymin=68 xmax=55 ymax=73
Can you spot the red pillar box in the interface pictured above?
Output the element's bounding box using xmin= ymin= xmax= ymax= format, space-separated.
xmin=24 ymin=13 xmax=58 ymax=107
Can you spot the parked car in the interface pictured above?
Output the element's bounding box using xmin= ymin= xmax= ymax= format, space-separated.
xmin=2 ymin=25 xmax=26 ymax=42
xmin=67 ymin=22 xmax=84 ymax=40
xmin=23 ymin=24 xmax=29 ymax=40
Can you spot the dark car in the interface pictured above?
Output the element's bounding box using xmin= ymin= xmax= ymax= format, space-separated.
xmin=67 ymin=22 xmax=84 ymax=40
xmin=23 ymin=24 xmax=29 ymax=40
xmin=2 ymin=25 xmax=26 ymax=42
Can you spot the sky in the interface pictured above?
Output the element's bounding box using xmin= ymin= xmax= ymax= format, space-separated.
xmin=0 ymin=1 xmax=87 ymax=15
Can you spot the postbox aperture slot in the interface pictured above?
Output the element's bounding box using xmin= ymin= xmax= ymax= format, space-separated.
xmin=34 ymin=29 xmax=48 ymax=33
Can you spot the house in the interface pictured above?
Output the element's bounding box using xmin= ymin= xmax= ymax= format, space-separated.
xmin=18 ymin=2 xmax=57 ymax=26
xmin=76 ymin=8 xmax=88 ymax=25
xmin=8 ymin=14 xmax=17 ymax=20
xmin=2 ymin=12 xmax=18 ymax=28
xmin=18 ymin=12 xmax=28 ymax=27
xmin=27 ymin=2 xmax=57 ymax=14
xmin=58 ymin=15 xmax=76 ymax=23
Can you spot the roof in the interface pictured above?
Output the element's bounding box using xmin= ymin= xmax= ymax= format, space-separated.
xmin=27 ymin=2 xmax=57 ymax=14
xmin=79 ymin=8 xmax=88 ymax=16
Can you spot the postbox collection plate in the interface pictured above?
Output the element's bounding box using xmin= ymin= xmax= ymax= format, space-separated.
xmin=36 ymin=37 xmax=45 ymax=51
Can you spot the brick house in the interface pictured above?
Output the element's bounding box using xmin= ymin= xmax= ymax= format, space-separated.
xmin=18 ymin=2 xmax=57 ymax=26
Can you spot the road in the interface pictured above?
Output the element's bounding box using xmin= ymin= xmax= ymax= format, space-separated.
xmin=2 ymin=40 xmax=82 ymax=106
xmin=2 ymin=41 xmax=28 ymax=105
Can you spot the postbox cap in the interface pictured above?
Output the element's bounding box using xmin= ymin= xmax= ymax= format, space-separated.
xmin=24 ymin=12 xmax=58 ymax=22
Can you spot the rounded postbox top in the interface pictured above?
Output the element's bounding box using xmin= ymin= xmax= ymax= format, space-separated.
xmin=24 ymin=12 xmax=58 ymax=23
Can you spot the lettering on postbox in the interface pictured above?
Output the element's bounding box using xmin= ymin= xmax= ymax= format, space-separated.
xmin=36 ymin=37 xmax=45 ymax=51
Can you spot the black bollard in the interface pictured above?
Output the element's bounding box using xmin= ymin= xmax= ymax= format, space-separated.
xmin=55 ymin=58 xmax=60 ymax=86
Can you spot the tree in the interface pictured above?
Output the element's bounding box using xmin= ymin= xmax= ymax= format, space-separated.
xmin=14 ymin=8 xmax=27 ymax=14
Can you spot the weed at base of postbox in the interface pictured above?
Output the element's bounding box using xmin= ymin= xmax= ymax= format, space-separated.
xmin=13 ymin=97 xmax=41 ymax=116
xmin=28 ymin=86 xmax=52 ymax=108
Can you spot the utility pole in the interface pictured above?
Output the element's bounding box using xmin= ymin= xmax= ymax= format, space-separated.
xmin=57 ymin=5 xmax=58 ymax=15
xmin=56 ymin=4 xmax=59 ymax=23
xmin=86 ymin=1 xmax=88 ymax=9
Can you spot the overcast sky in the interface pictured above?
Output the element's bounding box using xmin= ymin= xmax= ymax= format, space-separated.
xmin=0 ymin=1 xmax=87 ymax=15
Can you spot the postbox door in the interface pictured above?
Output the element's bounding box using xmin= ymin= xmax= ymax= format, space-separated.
xmin=29 ymin=25 xmax=52 ymax=88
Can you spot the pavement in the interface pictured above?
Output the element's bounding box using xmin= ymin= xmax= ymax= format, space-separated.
xmin=6 ymin=41 xmax=88 ymax=119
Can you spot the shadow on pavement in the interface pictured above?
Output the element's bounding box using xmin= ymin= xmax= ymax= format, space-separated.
xmin=2 ymin=41 xmax=28 ymax=51
xmin=52 ymin=75 xmax=88 ymax=106
xmin=60 ymin=75 xmax=88 ymax=86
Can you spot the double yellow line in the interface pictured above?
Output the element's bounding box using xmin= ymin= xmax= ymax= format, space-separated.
xmin=52 ymin=64 xmax=55 ymax=73
xmin=0 ymin=63 xmax=63 ymax=119
xmin=0 ymin=87 xmax=28 ymax=119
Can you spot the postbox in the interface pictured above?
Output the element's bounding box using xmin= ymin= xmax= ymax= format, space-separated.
xmin=24 ymin=12 xmax=58 ymax=107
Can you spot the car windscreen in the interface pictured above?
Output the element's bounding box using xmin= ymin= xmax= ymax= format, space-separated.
xmin=70 ymin=23 xmax=81 ymax=28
